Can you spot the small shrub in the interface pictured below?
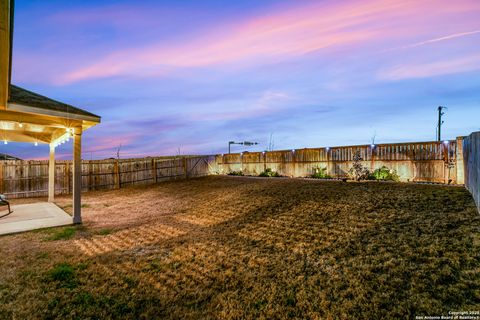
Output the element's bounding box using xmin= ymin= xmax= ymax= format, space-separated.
xmin=348 ymin=151 xmax=370 ymax=181
xmin=311 ymin=167 xmax=331 ymax=179
xmin=259 ymin=168 xmax=280 ymax=177
xmin=228 ymin=170 xmax=244 ymax=176
xmin=368 ymin=166 xmax=400 ymax=181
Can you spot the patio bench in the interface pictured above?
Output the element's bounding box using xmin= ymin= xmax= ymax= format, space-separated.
xmin=0 ymin=194 xmax=12 ymax=219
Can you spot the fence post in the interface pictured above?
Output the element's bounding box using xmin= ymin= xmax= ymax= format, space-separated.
xmin=65 ymin=161 xmax=71 ymax=194
xmin=371 ymin=145 xmax=375 ymax=173
xmin=183 ymin=157 xmax=188 ymax=178
xmin=87 ymin=161 xmax=92 ymax=191
xmin=62 ymin=162 xmax=66 ymax=195
xmin=291 ymin=150 xmax=296 ymax=177
xmin=456 ymin=136 xmax=464 ymax=184
xmin=114 ymin=160 xmax=121 ymax=189
xmin=152 ymin=158 xmax=157 ymax=183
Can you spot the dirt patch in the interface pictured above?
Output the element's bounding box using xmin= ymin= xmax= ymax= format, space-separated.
xmin=0 ymin=176 xmax=479 ymax=319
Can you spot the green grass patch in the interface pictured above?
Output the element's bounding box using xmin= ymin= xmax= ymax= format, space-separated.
xmin=46 ymin=263 xmax=78 ymax=289
xmin=47 ymin=227 xmax=77 ymax=241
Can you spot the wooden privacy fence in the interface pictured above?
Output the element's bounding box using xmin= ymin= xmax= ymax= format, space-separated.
xmin=214 ymin=139 xmax=464 ymax=184
xmin=0 ymin=137 xmax=474 ymax=199
xmin=0 ymin=156 xmax=215 ymax=198
xmin=463 ymin=131 xmax=480 ymax=211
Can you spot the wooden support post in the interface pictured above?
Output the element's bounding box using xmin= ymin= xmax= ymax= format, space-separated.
xmin=371 ymin=145 xmax=375 ymax=173
xmin=72 ymin=127 xmax=82 ymax=224
xmin=0 ymin=0 xmax=11 ymax=109
xmin=263 ymin=152 xmax=266 ymax=172
xmin=240 ymin=154 xmax=243 ymax=173
xmin=113 ymin=160 xmax=120 ymax=189
xmin=88 ymin=160 xmax=92 ymax=191
xmin=65 ymin=161 xmax=71 ymax=194
xmin=456 ymin=136 xmax=464 ymax=185
xmin=152 ymin=158 xmax=157 ymax=183
xmin=183 ymin=157 xmax=188 ymax=178
xmin=326 ymin=148 xmax=330 ymax=177
xmin=48 ymin=144 xmax=55 ymax=202
xmin=0 ymin=161 xmax=4 ymax=194
xmin=291 ymin=150 xmax=296 ymax=177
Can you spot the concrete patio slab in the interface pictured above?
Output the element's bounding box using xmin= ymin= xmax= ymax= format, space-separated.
xmin=0 ymin=202 xmax=72 ymax=236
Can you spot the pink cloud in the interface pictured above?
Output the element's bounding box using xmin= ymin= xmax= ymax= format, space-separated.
xmin=58 ymin=0 xmax=479 ymax=84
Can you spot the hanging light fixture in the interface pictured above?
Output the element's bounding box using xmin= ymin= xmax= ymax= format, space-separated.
xmin=34 ymin=141 xmax=38 ymax=146
xmin=18 ymin=123 xmax=23 ymax=128
xmin=3 ymin=140 xmax=7 ymax=145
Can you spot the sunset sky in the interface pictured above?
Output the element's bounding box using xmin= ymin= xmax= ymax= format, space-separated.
xmin=6 ymin=0 xmax=480 ymax=159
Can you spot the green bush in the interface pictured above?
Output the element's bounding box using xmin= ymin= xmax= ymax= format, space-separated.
xmin=368 ymin=166 xmax=400 ymax=181
xmin=311 ymin=167 xmax=331 ymax=179
xmin=228 ymin=170 xmax=244 ymax=176
xmin=259 ymin=168 xmax=280 ymax=177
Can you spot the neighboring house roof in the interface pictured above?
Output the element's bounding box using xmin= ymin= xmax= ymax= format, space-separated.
xmin=0 ymin=153 xmax=21 ymax=160
xmin=8 ymin=84 xmax=100 ymax=121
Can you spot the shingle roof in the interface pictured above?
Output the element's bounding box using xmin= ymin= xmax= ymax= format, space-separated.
xmin=8 ymin=85 xmax=100 ymax=120
xmin=0 ymin=153 xmax=21 ymax=160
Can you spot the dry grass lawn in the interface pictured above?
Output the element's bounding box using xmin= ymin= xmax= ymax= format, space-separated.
xmin=0 ymin=176 xmax=479 ymax=319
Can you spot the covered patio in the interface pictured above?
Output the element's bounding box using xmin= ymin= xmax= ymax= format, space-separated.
xmin=0 ymin=202 xmax=72 ymax=236
xmin=0 ymin=0 xmax=100 ymax=232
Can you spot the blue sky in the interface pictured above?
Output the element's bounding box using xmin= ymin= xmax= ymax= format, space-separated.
xmin=5 ymin=0 xmax=480 ymax=159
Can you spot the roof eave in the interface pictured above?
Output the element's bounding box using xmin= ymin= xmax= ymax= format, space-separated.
xmin=7 ymin=102 xmax=101 ymax=123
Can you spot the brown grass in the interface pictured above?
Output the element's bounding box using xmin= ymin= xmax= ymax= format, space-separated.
xmin=1 ymin=176 xmax=479 ymax=319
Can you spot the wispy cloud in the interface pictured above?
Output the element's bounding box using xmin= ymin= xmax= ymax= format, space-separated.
xmin=58 ymin=0 xmax=437 ymax=84
xmin=185 ymin=90 xmax=291 ymax=122
xmin=383 ymin=30 xmax=480 ymax=52
xmin=378 ymin=54 xmax=480 ymax=80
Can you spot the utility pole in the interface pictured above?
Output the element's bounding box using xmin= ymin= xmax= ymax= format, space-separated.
xmin=437 ymin=106 xmax=446 ymax=141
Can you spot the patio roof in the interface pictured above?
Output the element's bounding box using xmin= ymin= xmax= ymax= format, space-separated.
xmin=1 ymin=84 xmax=101 ymax=144
xmin=9 ymin=85 xmax=100 ymax=121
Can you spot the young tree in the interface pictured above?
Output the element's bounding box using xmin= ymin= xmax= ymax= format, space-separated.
xmin=348 ymin=150 xmax=370 ymax=181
